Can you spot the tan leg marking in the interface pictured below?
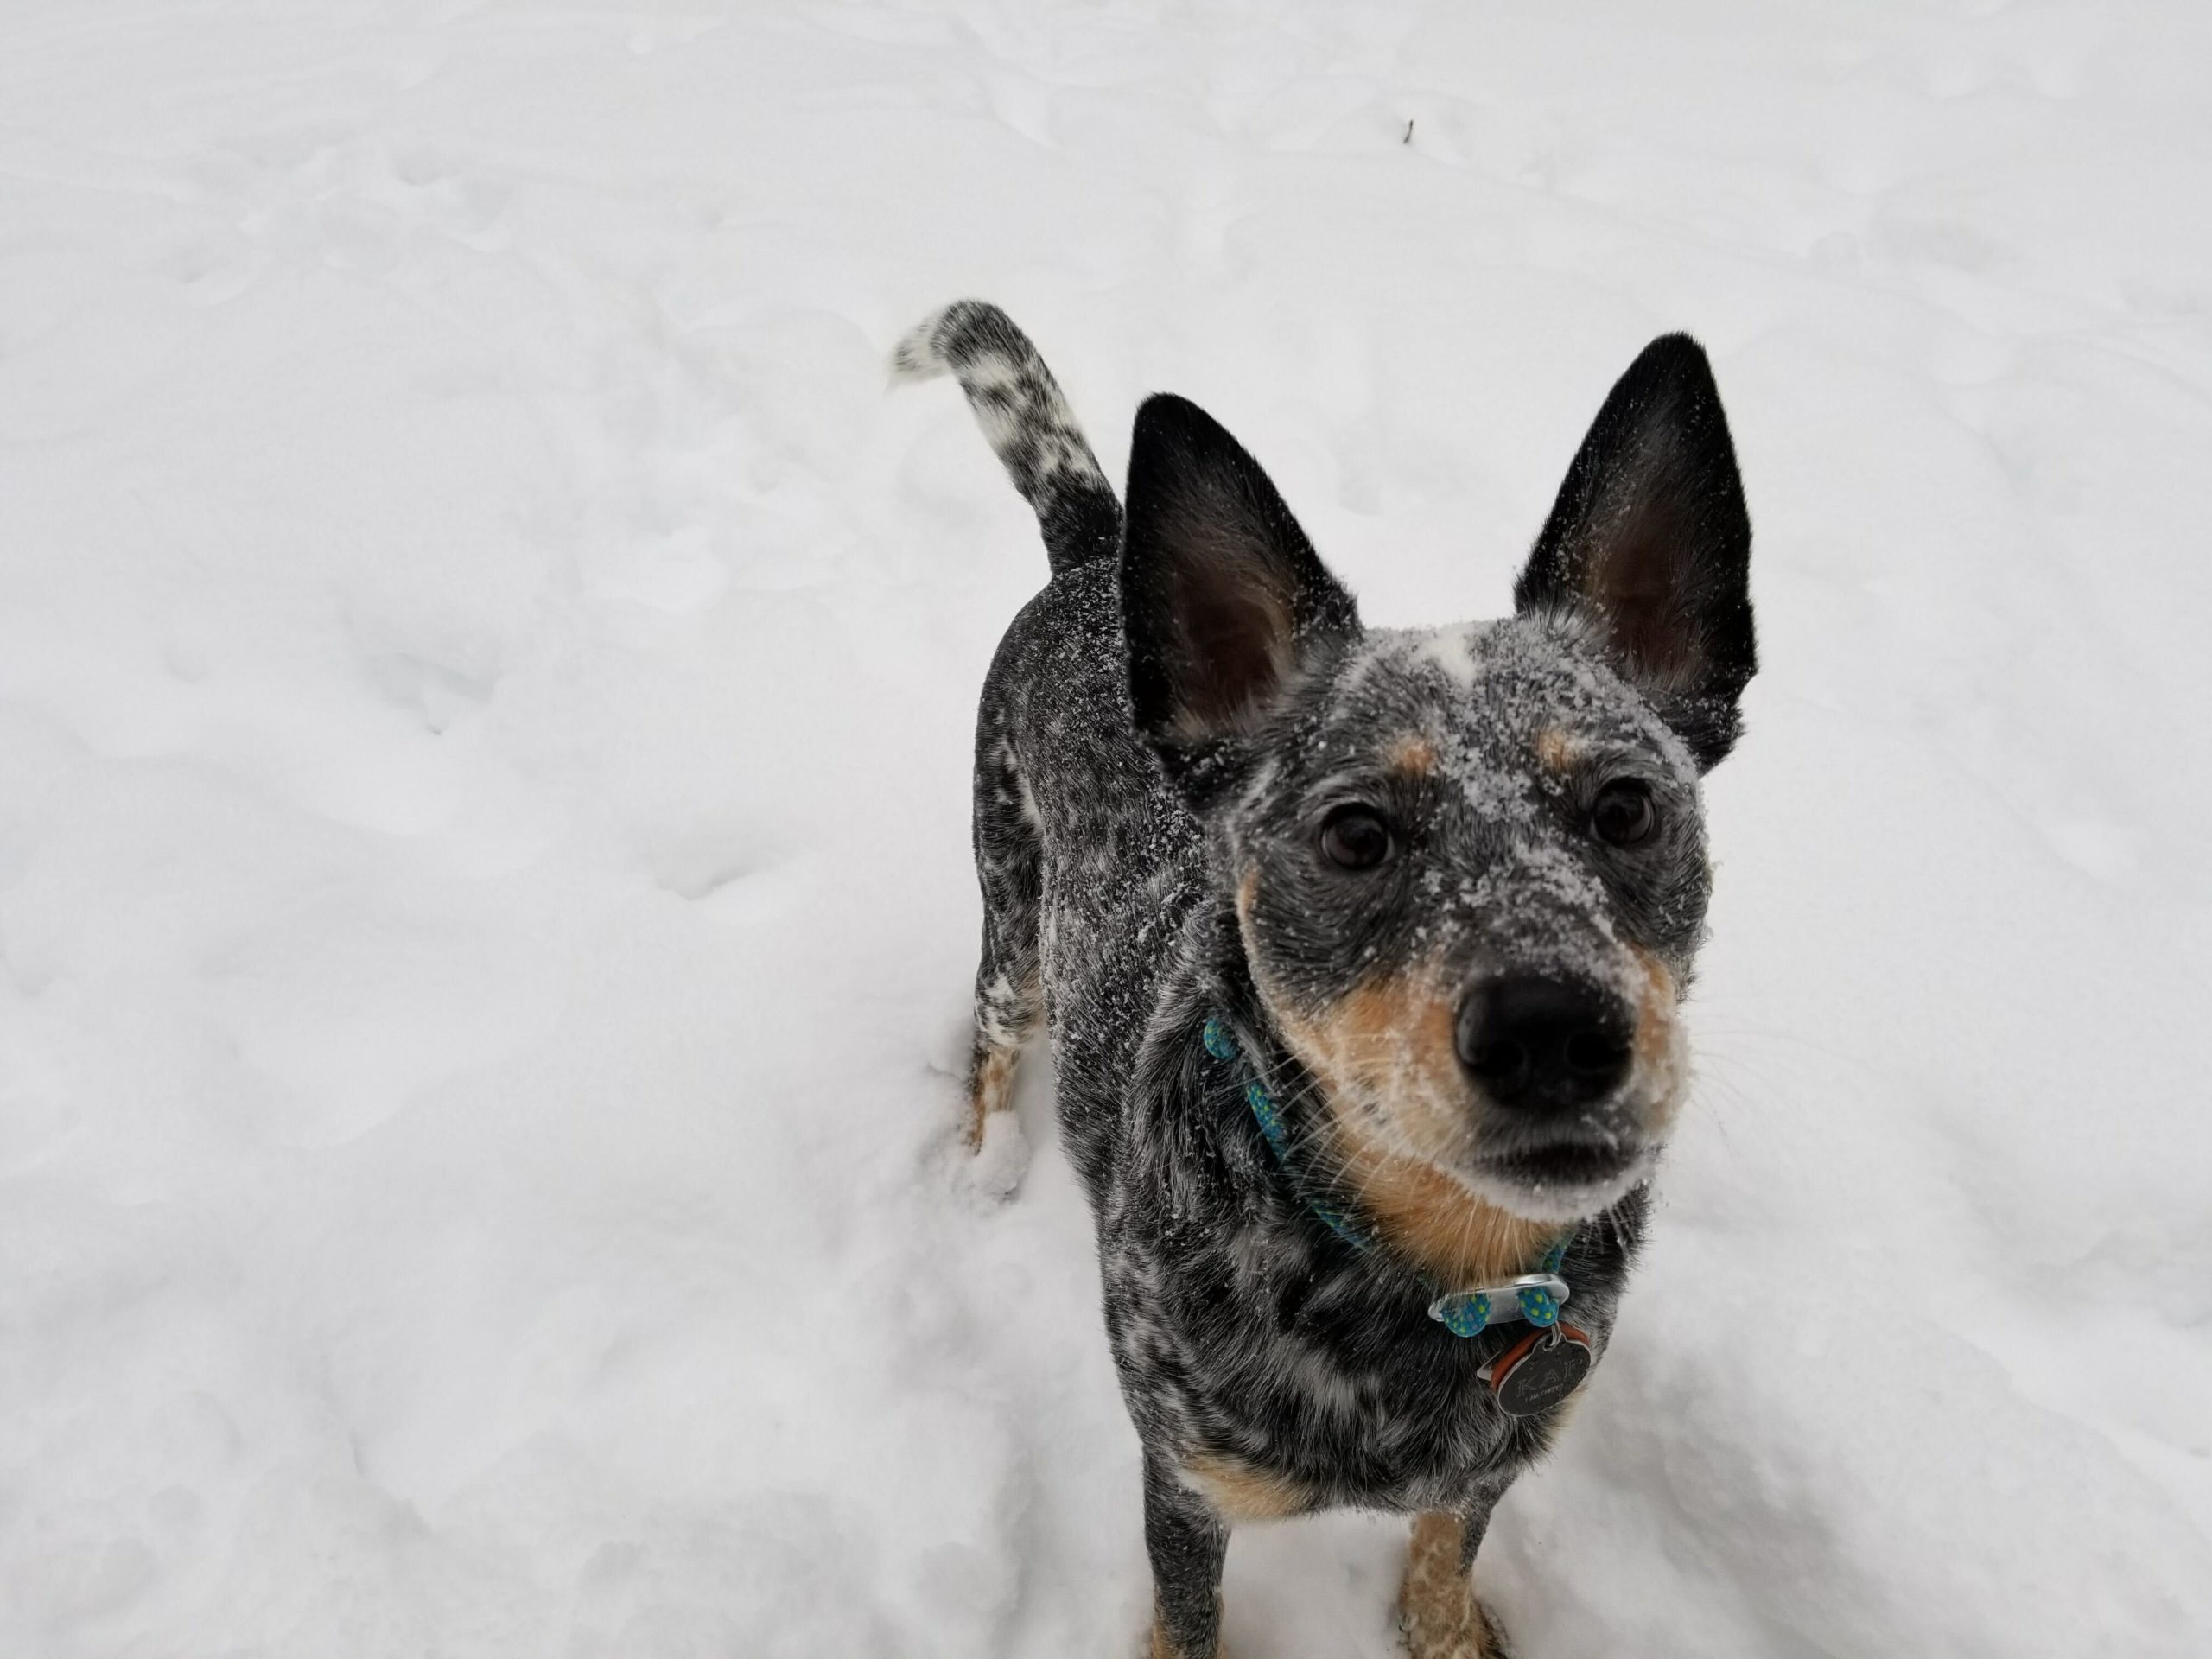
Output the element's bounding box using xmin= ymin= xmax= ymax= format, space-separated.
xmin=1400 ymin=1512 xmax=1505 ymax=1659
xmin=1183 ymin=1453 xmax=1315 ymax=1522
xmin=967 ymin=1043 xmax=1020 ymax=1150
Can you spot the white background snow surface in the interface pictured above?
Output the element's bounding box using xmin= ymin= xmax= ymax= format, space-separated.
xmin=3 ymin=3 xmax=2209 ymax=1656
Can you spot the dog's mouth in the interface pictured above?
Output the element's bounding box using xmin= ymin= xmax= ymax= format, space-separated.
xmin=1468 ymin=1134 xmax=1651 ymax=1218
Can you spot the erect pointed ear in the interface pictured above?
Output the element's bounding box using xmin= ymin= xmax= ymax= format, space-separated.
xmin=1121 ymin=393 xmax=1358 ymax=767
xmin=1515 ymin=334 xmax=1756 ymax=770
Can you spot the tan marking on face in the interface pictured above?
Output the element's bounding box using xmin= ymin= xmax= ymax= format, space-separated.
xmin=1236 ymin=882 xmax=1574 ymax=1267
xmin=1184 ymin=1452 xmax=1315 ymax=1522
xmin=967 ymin=1044 xmax=1020 ymax=1150
xmin=1400 ymin=1512 xmax=1507 ymax=1658
xmin=1628 ymin=944 xmax=1688 ymax=1134
xmin=1385 ymin=731 xmax=1438 ymax=777
xmin=1271 ymin=971 xmax=1556 ymax=1280
xmin=1271 ymin=970 xmax=1465 ymax=1162
xmin=1630 ymin=947 xmax=1675 ymax=1066
xmin=1533 ymin=725 xmax=1580 ymax=773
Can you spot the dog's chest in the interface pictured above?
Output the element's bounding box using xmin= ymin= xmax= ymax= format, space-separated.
xmin=1096 ymin=1171 xmax=1631 ymax=1510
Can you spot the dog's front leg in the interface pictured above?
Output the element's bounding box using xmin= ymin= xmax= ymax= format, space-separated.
xmin=1400 ymin=1504 xmax=1511 ymax=1659
xmin=1142 ymin=1453 xmax=1230 ymax=1658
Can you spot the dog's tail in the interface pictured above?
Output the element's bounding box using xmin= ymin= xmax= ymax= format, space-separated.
xmin=893 ymin=301 xmax=1122 ymax=575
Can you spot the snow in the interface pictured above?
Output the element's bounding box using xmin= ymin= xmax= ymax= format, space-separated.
xmin=3 ymin=2 xmax=2209 ymax=1655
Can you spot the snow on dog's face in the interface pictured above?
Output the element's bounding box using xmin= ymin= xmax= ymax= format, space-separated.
xmin=1122 ymin=339 xmax=1754 ymax=1226
xmin=1220 ymin=618 xmax=1707 ymax=1225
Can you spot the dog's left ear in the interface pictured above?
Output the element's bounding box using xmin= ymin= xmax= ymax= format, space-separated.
xmin=1121 ymin=393 xmax=1358 ymax=793
xmin=1515 ymin=334 xmax=1755 ymax=770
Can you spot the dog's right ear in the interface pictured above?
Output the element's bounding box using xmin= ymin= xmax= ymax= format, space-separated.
xmin=1121 ymin=394 xmax=1358 ymax=791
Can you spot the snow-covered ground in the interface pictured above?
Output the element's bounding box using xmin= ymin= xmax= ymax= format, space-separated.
xmin=3 ymin=2 xmax=2209 ymax=1654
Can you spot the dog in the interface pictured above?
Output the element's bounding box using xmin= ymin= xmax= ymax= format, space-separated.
xmin=895 ymin=300 xmax=1753 ymax=1657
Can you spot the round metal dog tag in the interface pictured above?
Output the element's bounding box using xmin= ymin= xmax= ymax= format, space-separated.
xmin=1481 ymin=1323 xmax=1593 ymax=1417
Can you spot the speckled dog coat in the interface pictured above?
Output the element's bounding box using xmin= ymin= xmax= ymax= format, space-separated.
xmin=896 ymin=302 xmax=1755 ymax=1659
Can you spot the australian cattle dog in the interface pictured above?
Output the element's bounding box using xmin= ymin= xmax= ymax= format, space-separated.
xmin=896 ymin=299 xmax=1755 ymax=1657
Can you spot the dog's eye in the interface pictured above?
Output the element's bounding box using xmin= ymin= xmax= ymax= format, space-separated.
xmin=1319 ymin=804 xmax=1395 ymax=871
xmin=1590 ymin=779 xmax=1657 ymax=848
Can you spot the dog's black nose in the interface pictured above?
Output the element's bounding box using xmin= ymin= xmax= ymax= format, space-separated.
xmin=1456 ymin=976 xmax=1633 ymax=1110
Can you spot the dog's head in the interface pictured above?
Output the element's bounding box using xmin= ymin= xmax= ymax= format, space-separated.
xmin=1123 ymin=337 xmax=1753 ymax=1226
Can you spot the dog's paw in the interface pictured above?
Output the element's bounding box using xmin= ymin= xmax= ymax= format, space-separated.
xmin=1400 ymin=1599 xmax=1511 ymax=1659
xmin=950 ymin=1103 xmax=1030 ymax=1203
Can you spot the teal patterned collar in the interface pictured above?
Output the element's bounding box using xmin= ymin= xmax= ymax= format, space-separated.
xmin=1201 ymin=1014 xmax=1573 ymax=1340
